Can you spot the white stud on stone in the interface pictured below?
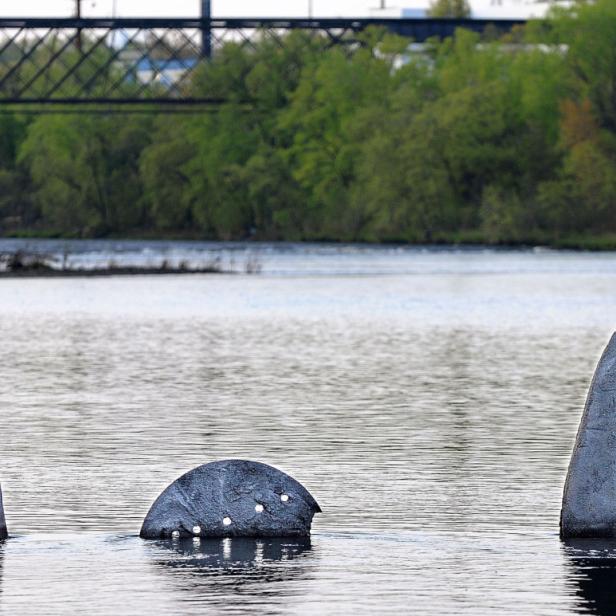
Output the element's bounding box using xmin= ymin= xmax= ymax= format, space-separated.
xmin=255 ymin=504 xmax=264 ymax=513
xmin=223 ymin=516 xmax=232 ymax=526
xmin=281 ymin=494 xmax=289 ymax=502
xmin=192 ymin=525 xmax=201 ymax=535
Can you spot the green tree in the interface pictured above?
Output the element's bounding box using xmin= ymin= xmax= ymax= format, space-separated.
xmin=549 ymin=0 xmax=616 ymax=132
xmin=427 ymin=0 xmax=471 ymax=18
xmin=19 ymin=115 xmax=150 ymax=236
xmin=278 ymin=31 xmax=398 ymax=239
xmin=140 ymin=117 xmax=196 ymax=231
xmin=0 ymin=114 xmax=33 ymax=232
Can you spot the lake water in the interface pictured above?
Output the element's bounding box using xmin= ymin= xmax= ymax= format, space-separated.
xmin=0 ymin=240 xmax=615 ymax=615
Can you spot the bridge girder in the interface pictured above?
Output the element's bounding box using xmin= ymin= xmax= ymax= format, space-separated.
xmin=0 ymin=17 xmax=526 ymax=110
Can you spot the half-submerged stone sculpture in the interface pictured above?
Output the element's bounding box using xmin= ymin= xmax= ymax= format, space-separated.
xmin=140 ymin=460 xmax=321 ymax=539
xmin=0 ymin=484 xmax=7 ymax=541
xmin=562 ymin=333 xmax=616 ymax=538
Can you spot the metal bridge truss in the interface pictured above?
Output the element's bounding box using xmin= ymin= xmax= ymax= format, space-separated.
xmin=0 ymin=17 xmax=525 ymax=110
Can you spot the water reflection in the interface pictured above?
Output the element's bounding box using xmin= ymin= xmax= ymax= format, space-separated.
xmin=563 ymin=539 xmax=616 ymax=615
xmin=156 ymin=536 xmax=312 ymax=569
xmin=151 ymin=537 xmax=314 ymax=603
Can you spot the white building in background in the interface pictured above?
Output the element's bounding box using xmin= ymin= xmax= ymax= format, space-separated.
xmin=369 ymin=0 xmax=570 ymax=19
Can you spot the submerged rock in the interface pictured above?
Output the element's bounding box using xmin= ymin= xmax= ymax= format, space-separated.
xmin=140 ymin=460 xmax=321 ymax=539
xmin=562 ymin=333 xmax=616 ymax=538
xmin=0 ymin=484 xmax=7 ymax=541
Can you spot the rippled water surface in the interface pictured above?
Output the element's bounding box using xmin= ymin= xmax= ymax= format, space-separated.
xmin=1 ymin=241 xmax=616 ymax=615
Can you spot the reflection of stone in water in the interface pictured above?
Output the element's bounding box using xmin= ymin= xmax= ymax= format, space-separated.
xmin=159 ymin=536 xmax=312 ymax=569
xmin=0 ymin=485 xmax=7 ymax=541
xmin=152 ymin=536 xmax=314 ymax=599
xmin=563 ymin=539 xmax=616 ymax=615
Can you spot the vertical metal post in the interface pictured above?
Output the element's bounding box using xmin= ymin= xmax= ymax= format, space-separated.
xmin=111 ymin=0 xmax=118 ymax=49
xmin=202 ymin=0 xmax=212 ymax=59
xmin=75 ymin=0 xmax=82 ymax=51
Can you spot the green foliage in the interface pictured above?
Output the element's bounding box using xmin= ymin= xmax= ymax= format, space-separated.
xmin=1 ymin=4 xmax=616 ymax=246
xmin=139 ymin=118 xmax=195 ymax=231
xmin=427 ymin=0 xmax=471 ymax=18
xmin=19 ymin=114 xmax=150 ymax=235
xmin=549 ymin=0 xmax=616 ymax=132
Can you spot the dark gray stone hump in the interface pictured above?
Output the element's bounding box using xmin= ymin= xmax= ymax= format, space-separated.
xmin=562 ymin=333 xmax=616 ymax=538
xmin=0 ymin=484 xmax=7 ymax=541
xmin=140 ymin=460 xmax=321 ymax=539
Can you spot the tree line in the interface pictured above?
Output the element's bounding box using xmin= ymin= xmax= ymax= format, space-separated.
xmin=1 ymin=0 xmax=616 ymax=248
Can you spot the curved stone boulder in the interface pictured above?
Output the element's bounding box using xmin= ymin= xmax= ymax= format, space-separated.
xmin=0 ymin=484 xmax=7 ymax=541
xmin=140 ymin=460 xmax=321 ymax=539
xmin=562 ymin=333 xmax=616 ymax=538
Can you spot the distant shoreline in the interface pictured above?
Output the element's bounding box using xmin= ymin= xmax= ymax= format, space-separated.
xmin=4 ymin=233 xmax=616 ymax=252
xmin=0 ymin=266 xmax=230 ymax=278
xmin=0 ymin=248 xmax=259 ymax=278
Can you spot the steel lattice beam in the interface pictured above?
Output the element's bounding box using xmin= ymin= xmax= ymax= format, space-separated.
xmin=0 ymin=17 xmax=527 ymax=109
